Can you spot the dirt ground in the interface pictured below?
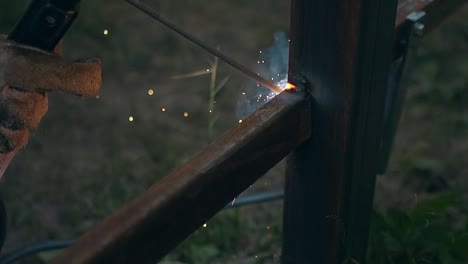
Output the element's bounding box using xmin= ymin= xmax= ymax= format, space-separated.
xmin=0 ymin=1 xmax=467 ymax=263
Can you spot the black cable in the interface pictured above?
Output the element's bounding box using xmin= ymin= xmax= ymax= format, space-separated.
xmin=0 ymin=239 xmax=75 ymax=264
xmin=225 ymin=189 xmax=284 ymax=209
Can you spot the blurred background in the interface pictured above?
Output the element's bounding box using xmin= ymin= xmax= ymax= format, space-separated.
xmin=0 ymin=0 xmax=467 ymax=263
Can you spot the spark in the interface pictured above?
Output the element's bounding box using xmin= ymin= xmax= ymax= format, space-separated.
xmin=103 ymin=29 xmax=109 ymax=35
xmin=161 ymin=107 xmax=166 ymax=112
xmin=209 ymin=110 xmax=213 ymax=113
xmin=95 ymin=95 xmax=100 ymax=99
xmin=206 ymin=69 xmax=210 ymax=72
xmin=259 ymin=50 xmax=263 ymax=54
xmin=183 ymin=112 xmax=189 ymax=117
xmin=147 ymin=89 xmax=154 ymax=95
xmin=285 ymin=83 xmax=296 ymax=90
xmin=128 ymin=116 xmax=134 ymax=122
xmin=231 ymin=197 xmax=236 ymax=205
xmin=239 ymin=120 xmax=243 ymax=123
xmin=242 ymin=92 xmax=246 ymax=95
xmin=203 ymin=223 xmax=207 ymax=228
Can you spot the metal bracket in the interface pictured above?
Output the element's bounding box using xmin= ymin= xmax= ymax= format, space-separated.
xmin=378 ymin=11 xmax=426 ymax=174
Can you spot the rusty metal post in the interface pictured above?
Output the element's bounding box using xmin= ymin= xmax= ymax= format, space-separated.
xmin=282 ymin=0 xmax=398 ymax=263
xmin=51 ymin=90 xmax=311 ymax=264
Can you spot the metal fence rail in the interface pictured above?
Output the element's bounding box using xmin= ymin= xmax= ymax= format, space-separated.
xmin=0 ymin=0 xmax=460 ymax=263
xmin=51 ymin=90 xmax=311 ymax=264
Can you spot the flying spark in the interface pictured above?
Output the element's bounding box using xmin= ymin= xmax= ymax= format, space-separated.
xmin=148 ymin=89 xmax=154 ymax=95
xmin=103 ymin=29 xmax=109 ymax=35
xmin=183 ymin=112 xmax=189 ymax=117
xmin=128 ymin=116 xmax=134 ymax=122
xmin=161 ymin=108 xmax=166 ymax=112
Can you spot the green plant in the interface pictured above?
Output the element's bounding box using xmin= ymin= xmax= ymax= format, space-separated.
xmin=164 ymin=209 xmax=244 ymax=264
xmin=367 ymin=193 xmax=468 ymax=264
xmin=172 ymin=51 xmax=230 ymax=142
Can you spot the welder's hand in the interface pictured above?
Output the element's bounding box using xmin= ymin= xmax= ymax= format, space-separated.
xmin=0 ymin=35 xmax=102 ymax=154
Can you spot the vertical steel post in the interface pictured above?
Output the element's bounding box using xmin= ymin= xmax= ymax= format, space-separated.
xmin=282 ymin=0 xmax=398 ymax=263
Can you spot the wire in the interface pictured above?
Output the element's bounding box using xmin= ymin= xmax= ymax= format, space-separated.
xmin=225 ymin=189 xmax=284 ymax=208
xmin=0 ymin=240 xmax=75 ymax=264
xmin=126 ymin=0 xmax=283 ymax=93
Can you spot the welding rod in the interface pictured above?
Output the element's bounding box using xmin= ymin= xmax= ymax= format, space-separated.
xmin=126 ymin=0 xmax=283 ymax=93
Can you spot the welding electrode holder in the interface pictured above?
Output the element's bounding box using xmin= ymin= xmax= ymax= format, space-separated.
xmin=0 ymin=0 xmax=80 ymax=255
xmin=8 ymin=0 xmax=81 ymax=51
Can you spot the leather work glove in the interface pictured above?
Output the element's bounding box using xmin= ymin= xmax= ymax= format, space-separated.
xmin=0 ymin=35 xmax=102 ymax=176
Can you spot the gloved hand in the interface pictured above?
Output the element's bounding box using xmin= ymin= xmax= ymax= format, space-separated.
xmin=0 ymin=35 xmax=101 ymax=162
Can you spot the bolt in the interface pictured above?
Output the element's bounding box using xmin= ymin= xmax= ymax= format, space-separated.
xmin=414 ymin=22 xmax=425 ymax=37
xmin=45 ymin=16 xmax=57 ymax=27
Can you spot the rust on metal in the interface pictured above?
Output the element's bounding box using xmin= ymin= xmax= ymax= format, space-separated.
xmin=282 ymin=0 xmax=398 ymax=263
xmin=51 ymin=90 xmax=311 ymax=264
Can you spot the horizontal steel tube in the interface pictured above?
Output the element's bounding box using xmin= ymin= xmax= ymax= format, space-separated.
xmin=394 ymin=0 xmax=467 ymax=58
xmin=51 ymin=90 xmax=312 ymax=264
xmin=396 ymin=0 xmax=467 ymax=29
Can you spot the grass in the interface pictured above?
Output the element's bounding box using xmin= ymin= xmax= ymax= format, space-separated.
xmin=171 ymin=52 xmax=231 ymax=142
xmin=367 ymin=193 xmax=468 ymax=264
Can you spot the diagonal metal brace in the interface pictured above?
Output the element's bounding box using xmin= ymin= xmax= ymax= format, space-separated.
xmin=378 ymin=11 xmax=426 ymax=173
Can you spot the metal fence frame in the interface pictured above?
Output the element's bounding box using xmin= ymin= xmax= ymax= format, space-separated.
xmin=25 ymin=0 xmax=464 ymax=263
